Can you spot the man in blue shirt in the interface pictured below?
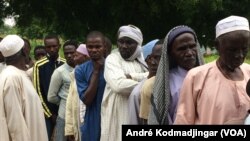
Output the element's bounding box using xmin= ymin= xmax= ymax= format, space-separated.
xmin=75 ymin=31 xmax=107 ymax=141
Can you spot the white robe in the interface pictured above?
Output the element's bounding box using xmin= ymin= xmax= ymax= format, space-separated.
xmin=0 ymin=66 xmax=48 ymax=141
xmin=101 ymin=51 xmax=148 ymax=141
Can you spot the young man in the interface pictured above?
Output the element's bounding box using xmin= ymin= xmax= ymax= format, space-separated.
xmin=34 ymin=45 xmax=46 ymax=61
xmin=0 ymin=35 xmax=48 ymax=141
xmin=47 ymin=40 xmax=78 ymax=141
xmin=33 ymin=34 xmax=65 ymax=140
xmin=65 ymin=44 xmax=90 ymax=141
xmin=75 ymin=31 xmax=107 ymax=141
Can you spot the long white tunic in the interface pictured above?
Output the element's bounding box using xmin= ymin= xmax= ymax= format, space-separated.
xmin=101 ymin=51 xmax=148 ymax=141
xmin=0 ymin=66 xmax=48 ymax=141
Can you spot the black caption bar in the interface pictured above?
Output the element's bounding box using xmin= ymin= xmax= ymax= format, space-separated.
xmin=122 ymin=125 xmax=250 ymax=140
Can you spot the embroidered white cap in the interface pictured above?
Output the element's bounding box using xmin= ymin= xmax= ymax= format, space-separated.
xmin=0 ymin=35 xmax=24 ymax=57
xmin=216 ymin=15 xmax=249 ymax=38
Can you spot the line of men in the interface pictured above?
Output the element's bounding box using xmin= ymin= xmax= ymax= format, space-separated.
xmin=0 ymin=15 xmax=250 ymax=141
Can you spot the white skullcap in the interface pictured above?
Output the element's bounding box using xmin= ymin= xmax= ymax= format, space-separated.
xmin=216 ymin=15 xmax=250 ymax=38
xmin=0 ymin=35 xmax=24 ymax=57
xmin=118 ymin=24 xmax=143 ymax=45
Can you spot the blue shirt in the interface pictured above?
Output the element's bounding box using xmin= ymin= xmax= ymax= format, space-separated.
xmin=75 ymin=60 xmax=106 ymax=141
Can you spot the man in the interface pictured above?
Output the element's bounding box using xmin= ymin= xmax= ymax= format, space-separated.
xmin=139 ymin=40 xmax=163 ymax=124
xmin=148 ymin=25 xmax=204 ymax=125
xmin=128 ymin=39 xmax=163 ymax=124
xmin=65 ymin=44 xmax=90 ymax=141
xmin=33 ymin=34 xmax=65 ymax=140
xmin=34 ymin=45 xmax=47 ymax=61
xmin=100 ymin=25 xmax=148 ymax=141
xmin=75 ymin=31 xmax=107 ymax=141
xmin=47 ymin=40 xmax=78 ymax=141
xmin=26 ymin=45 xmax=46 ymax=81
xmin=174 ymin=15 xmax=250 ymax=124
xmin=0 ymin=35 xmax=48 ymax=141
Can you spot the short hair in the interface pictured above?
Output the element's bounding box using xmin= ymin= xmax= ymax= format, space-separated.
xmin=63 ymin=40 xmax=78 ymax=49
xmin=44 ymin=34 xmax=60 ymax=44
xmin=86 ymin=31 xmax=105 ymax=43
xmin=34 ymin=45 xmax=45 ymax=53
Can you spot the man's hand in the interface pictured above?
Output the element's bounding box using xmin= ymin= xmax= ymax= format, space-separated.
xmin=93 ymin=57 xmax=105 ymax=71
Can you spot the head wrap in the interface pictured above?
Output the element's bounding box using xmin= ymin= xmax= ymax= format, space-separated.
xmin=0 ymin=34 xmax=24 ymax=57
xmin=117 ymin=25 xmax=147 ymax=68
xmin=167 ymin=26 xmax=196 ymax=49
xmin=77 ymin=44 xmax=89 ymax=56
xmin=216 ymin=15 xmax=249 ymax=38
xmin=148 ymin=25 xmax=204 ymax=125
xmin=118 ymin=24 xmax=143 ymax=46
xmin=142 ymin=39 xmax=159 ymax=59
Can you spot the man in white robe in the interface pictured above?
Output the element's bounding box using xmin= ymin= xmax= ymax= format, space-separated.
xmin=0 ymin=35 xmax=48 ymax=141
xmin=101 ymin=25 xmax=148 ymax=141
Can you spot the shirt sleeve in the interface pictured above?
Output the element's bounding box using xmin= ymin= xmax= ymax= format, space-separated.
xmin=65 ymin=80 xmax=75 ymax=136
xmin=33 ymin=61 xmax=52 ymax=118
xmin=47 ymin=69 xmax=62 ymax=104
xmin=75 ymin=65 xmax=89 ymax=100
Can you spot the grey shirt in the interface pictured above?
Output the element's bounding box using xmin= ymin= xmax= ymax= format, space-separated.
xmin=48 ymin=63 xmax=74 ymax=119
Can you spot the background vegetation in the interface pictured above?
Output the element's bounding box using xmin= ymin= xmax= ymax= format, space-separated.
xmin=1 ymin=0 xmax=250 ymax=62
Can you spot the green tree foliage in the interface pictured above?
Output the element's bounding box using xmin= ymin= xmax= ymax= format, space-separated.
xmin=3 ymin=0 xmax=250 ymax=45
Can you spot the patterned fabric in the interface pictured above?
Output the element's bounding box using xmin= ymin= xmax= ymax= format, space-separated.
xmin=148 ymin=25 xmax=204 ymax=125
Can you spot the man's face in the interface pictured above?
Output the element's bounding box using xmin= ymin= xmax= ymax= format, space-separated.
xmin=86 ymin=37 xmax=105 ymax=61
xmin=217 ymin=31 xmax=250 ymax=70
xmin=146 ymin=44 xmax=162 ymax=75
xmin=117 ymin=37 xmax=138 ymax=59
xmin=74 ymin=51 xmax=89 ymax=65
xmin=44 ymin=38 xmax=60 ymax=59
xmin=170 ymin=33 xmax=197 ymax=70
xmin=35 ymin=49 xmax=46 ymax=60
xmin=63 ymin=45 xmax=76 ymax=67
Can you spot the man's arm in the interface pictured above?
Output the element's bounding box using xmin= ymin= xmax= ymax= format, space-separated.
xmin=47 ymin=69 xmax=62 ymax=105
xmin=33 ymin=59 xmax=53 ymax=118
